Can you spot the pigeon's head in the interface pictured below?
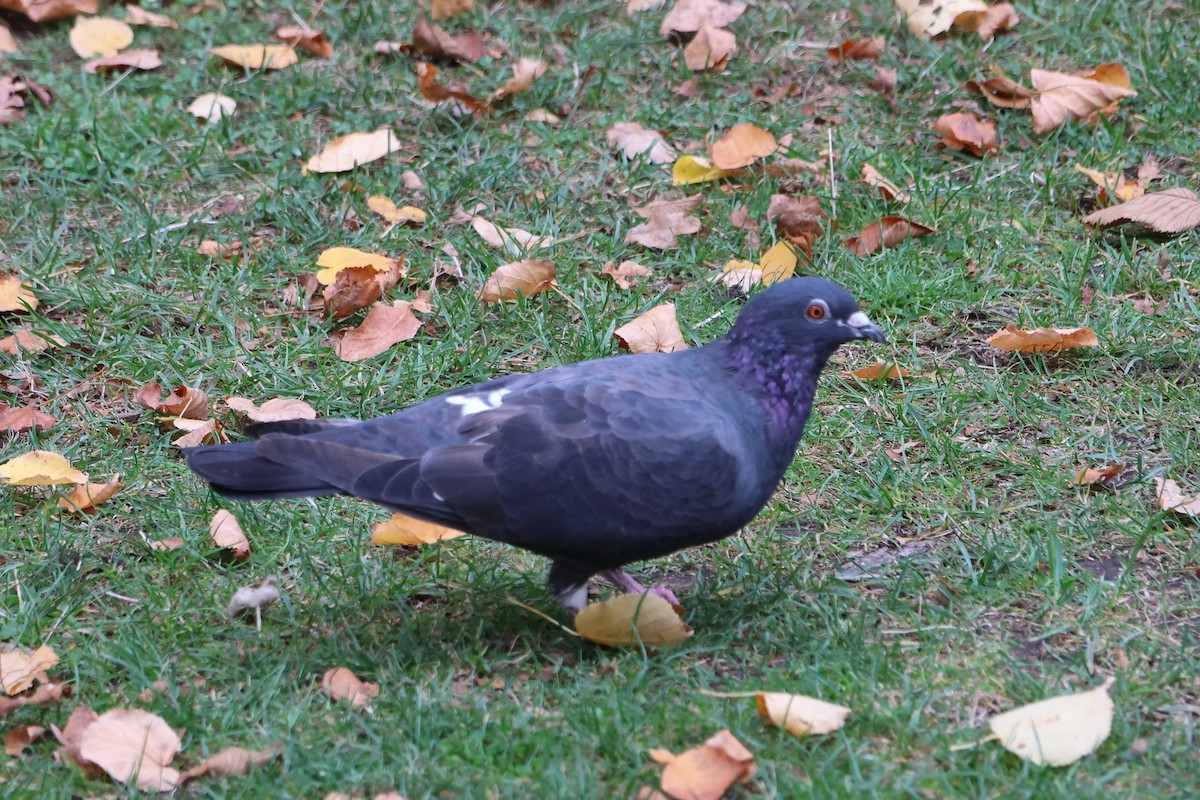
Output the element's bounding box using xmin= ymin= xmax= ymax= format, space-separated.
xmin=730 ymin=277 xmax=886 ymax=354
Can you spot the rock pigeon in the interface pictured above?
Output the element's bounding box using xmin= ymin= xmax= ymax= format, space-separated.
xmin=185 ymin=277 xmax=885 ymax=612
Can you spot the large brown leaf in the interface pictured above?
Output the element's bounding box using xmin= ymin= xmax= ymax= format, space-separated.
xmin=843 ymin=216 xmax=935 ymax=255
xmin=1030 ymin=68 xmax=1136 ymax=135
xmin=334 ymin=301 xmax=422 ymax=361
xmin=1081 ymin=187 xmax=1200 ymax=234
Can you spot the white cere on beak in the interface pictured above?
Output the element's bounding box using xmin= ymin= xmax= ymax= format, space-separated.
xmin=847 ymin=311 xmax=872 ymax=329
xmin=447 ymin=388 xmax=511 ymax=416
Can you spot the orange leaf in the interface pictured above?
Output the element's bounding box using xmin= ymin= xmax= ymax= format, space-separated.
xmin=683 ymin=24 xmax=736 ymax=71
xmin=827 ymin=37 xmax=885 ymax=61
xmin=1081 ymin=187 xmax=1200 ymax=234
xmin=650 ymin=729 xmax=755 ymax=800
xmin=1072 ymin=462 xmax=1126 ymax=488
xmin=614 ymin=303 xmax=686 ymax=354
xmin=844 ymin=361 xmax=909 ymax=380
xmin=477 ymin=259 xmax=557 ymax=302
xmin=756 ymin=692 xmax=851 ymax=737
xmin=432 ymin=0 xmax=474 ymax=19
xmin=861 ymin=164 xmax=911 ymax=203
xmin=209 ymin=509 xmax=250 ymax=559
xmin=5 ymin=724 xmax=47 ymax=756
xmin=985 ymin=324 xmax=1098 ymax=352
xmin=321 ymin=667 xmax=379 ymax=708
xmin=1029 ymin=68 xmax=1136 ymax=135
xmin=0 ymin=405 xmax=56 ymax=433
xmin=57 ymin=477 xmax=123 ymax=513
xmin=0 ymin=274 xmax=38 ymax=312
xmin=209 ymin=44 xmax=297 ymax=70
xmin=275 ymin=24 xmax=332 ymax=58
xmin=710 ymin=123 xmax=776 ymax=169
xmin=0 ymin=328 xmax=63 ymax=355
xmin=932 ymin=112 xmax=997 ymax=156
xmin=953 ymin=2 xmax=1019 ymax=41
xmin=372 ymin=513 xmax=465 ymax=544
xmin=334 ymin=301 xmax=422 ymax=361
xmin=843 ymin=216 xmax=936 ymax=255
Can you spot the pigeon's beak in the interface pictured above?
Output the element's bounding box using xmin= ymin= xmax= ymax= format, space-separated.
xmin=846 ymin=311 xmax=887 ymax=343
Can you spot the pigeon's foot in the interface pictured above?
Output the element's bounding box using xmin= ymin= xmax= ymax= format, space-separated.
xmin=601 ymin=569 xmax=681 ymax=609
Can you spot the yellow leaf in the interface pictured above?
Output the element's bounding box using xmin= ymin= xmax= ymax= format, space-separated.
xmin=0 ymin=451 xmax=87 ymax=486
xmin=366 ymin=196 xmax=427 ymax=226
xmin=305 ymin=128 xmax=403 ymax=173
xmin=209 ymin=44 xmax=297 ymax=70
xmin=671 ymin=154 xmax=740 ymax=185
xmin=843 ymin=361 xmax=910 ymax=380
xmin=649 ymin=729 xmax=755 ymax=800
xmin=574 ymin=592 xmax=693 ymax=647
xmin=988 ymin=677 xmax=1115 ymax=766
xmin=757 ymin=241 xmax=796 ymax=284
xmin=0 ymin=644 xmax=59 ymax=695
xmin=371 ymin=513 xmax=465 ymax=544
xmin=0 ymin=275 xmax=39 ymax=313
xmin=757 ymin=692 xmax=850 ymax=737
xmin=69 ymin=16 xmax=133 ymax=58
xmin=315 ymin=247 xmax=399 ymax=285
xmin=57 ymin=477 xmax=123 ymax=513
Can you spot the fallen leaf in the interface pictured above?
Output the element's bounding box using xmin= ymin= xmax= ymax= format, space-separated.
xmin=179 ymin=744 xmax=283 ymax=783
xmin=575 ymin=592 xmax=692 ymax=647
xmin=1030 ymin=68 xmax=1136 ymax=135
xmin=954 ymin=2 xmax=1019 ymax=40
xmin=402 ymin=170 xmax=425 ymax=191
xmin=5 ymin=724 xmax=47 ymax=756
xmin=1074 ymin=164 xmax=1143 ymax=205
xmin=828 ymin=37 xmax=885 ymax=61
xmin=683 ymin=24 xmax=736 ymax=71
xmin=306 ymin=128 xmax=404 ymax=173
xmin=415 ymin=62 xmax=493 ymax=112
xmin=209 ymin=44 xmax=297 ymax=70
xmin=172 ymin=417 xmax=223 ymax=448
xmin=50 ymin=704 xmax=100 ymax=775
xmin=767 ymin=193 xmax=826 ymax=255
xmin=625 ymin=195 xmax=703 ymax=249
xmin=0 ymin=680 xmax=68 ymax=717
xmin=490 ymin=56 xmax=547 ymax=102
xmin=1154 ymin=477 xmax=1200 ymax=518
xmin=1 ymin=644 xmax=59 ymax=695
xmin=1081 ymin=187 xmax=1200 ymax=234
xmin=210 ymin=509 xmax=250 ymax=559
xmin=196 ymin=239 xmax=242 ymax=259
xmin=471 ymin=216 xmax=554 ymax=252
xmin=873 ymin=66 xmax=898 ymax=94
xmin=602 ymin=260 xmax=652 ymax=289
xmin=757 ymin=692 xmax=851 ymax=737
xmin=1129 ymin=296 xmax=1167 ymax=316
xmin=321 ymin=667 xmax=379 ymax=708
xmin=710 ymin=123 xmax=776 ymax=169
xmin=861 ymin=164 xmax=911 ymax=202
xmin=135 ymin=383 xmax=210 ymax=419
xmin=334 ymin=301 xmax=422 ymax=361
xmin=69 ymin=16 xmax=132 ymax=58
xmin=0 ymin=405 xmax=56 ymax=433
xmin=985 ymin=324 xmax=1098 ymax=353
xmin=649 ymin=729 xmax=754 ymax=800
xmin=83 ymin=49 xmax=160 ymax=73
xmin=411 ymin=17 xmax=482 ymax=63
xmin=0 ymin=451 xmax=86 ymax=486
xmin=607 ymin=122 xmax=677 ymax=164
xmin=0 ymin=0 xmax=96 ymax=21
xmin=966 ymin=66 xmax=1036 ymax=109
xmin=525 ymin=108 xmax=561 ymax=124
xmin=275 ymin=24 xmax=332 ymax=58
xmin=843 ymin=216 xmax=935 ymax=255
xmin=123 ymin=6 xmax=176 ymax=28
xmin=1072 ymin=462 xmax=1125 ymax=488
xmin=227 ymin=577 xmax=280 ymax=619
xmin=78 ymin=708 xmax=181 ymax=791
xmin=315 ymin=247 xmax=400 ymax=284
xmin=366 ymin=196 xmax=427 ymax=227
xmin=371 ymin=513 xmax=465 ymax=544
xmin=478 ymin=259 xmax=557 ymax=302
xmin=710 ymin=241 xmax=797 ymax=291
xmin=671 ymin=154 xmax=740 ymax=184
xmin=0 ymin=328 xmax=65 ymax=354
xmin=614 ymin=303 xmax=687 ymax=354
xmin=57 ymin=477 xmax=123 ymax=513
xmin=660 ymin=0 xmax=746 ymax=36
xmin=988 ymin=677 xmax=1115 ymax=766
xmin=0 ymin=274 xmax=38 ymax=312
xmin=431 ymin=0 xmax=473 ymax=19
xmin=895 ymin=0 xmax=987 ymax=39
xmin=187 ymin=93 xmax=236 ymax=122
xmin=932 ymin=112 xmax=998 ymax=156
xmin=844 ymin=361 xmax=909 ymax=380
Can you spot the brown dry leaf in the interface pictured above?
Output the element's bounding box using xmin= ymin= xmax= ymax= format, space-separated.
xmin=966 ymin=66 xmax=1036 ymax=109
xmin=828 ymin=37 xmax=885 ymax=61
xmin=710 ymin=123 xmax=775 ymax=169
xmin=1154 ymin=477 xmax=1200 ymax=518
xmin=0 ymin=451 xmax=86 ymax=486
xmin=6 ymin=724 xmax=47 ymax=756
xmin=1072 ymin=462 xmax=1124 ymax=488
xmin=275 ymin=24 xmax=332 ymax=58
xmin=471 ymin=216 xmax=553 ymax=252
xmin=525 ymin=108 xmax=561 ymax=124
xmin=367 ymin=196 xmax=426 ymax=226
xmin=0 ymin=0 xmax=95 ymax=22
xmin=873 ymin=66 xmax=898 ymax=94
xmin=895 ymin=0 xmax=987 ymax=38
xmin=0 ymin=274 xmax=39 ymax=312
xmin=490 ymin=56 xmax=547 ymax=102
xmin=210 ymin=509 xmax=250 ymax=559
xmin=334 ymin=301 xmax=422 ymax=361
xmin=432 ymin=0 xmax=473 ymax=19
xmin=614 ymin=304 xmax=687 ymax=354
xmin=1081 ymin=187 xmax=1200 ymax=234
xmin=861 ymin=164 xmax=911 ymax=203
xmin=1129 ymin=296 xmax=1167 ymax=316
xmin=478 ymin=259 xmax=557 ymax=302
xmin=416 ymin=62 xmax=493 ymax=112
xmin=649 ymin=729 xmax=754 ymax=800
xmin=50 ymin=703 xmax=98 ymax=773
xmin=187 ymin=93 xmax=236 ymax=122
xmin=954 ymin=2 xmax=1019 ymax=40
xmin=767 ymin=194 xmax=826 ymax=255
xmin=1029 ymin=68 xmax=1136 ymax=135
xmin=225 ymin=396 xmax=317 ymax=423
xmin=57 ymin=477 xmax=123 ymax=513
xmin=83 ymin=49 xmax=160 ymax=73
xmin=0 ymin=405 xmax=57 ymax=433
xmin=988 ymin=678 xmax=1115 ymax=766
xmin=0 ymin=23 xmax=17 ymax=53
xmin=315 ymin=247 xmax=400 ymax=284
xmin=412 ymin=18 xmax=482 ymax=63
xmin=1 ymin=645 xmax=59 ymax=695
xmin=625 ymin=195 xmax=703 ymax=249
xmin=0 ymin=680 xmax=68 ymax=717
xmin=932 ymin=112 xmax=997 ymax=156
xmin=306 ymin=128 xmax=404 ymax=173
xmin=844 ymin=216 xmax=935 ymax=255
xmin=986 ymin=324 xmax=1098 ymax=353
xmin=602 ymin=260 xmax=652 ymax=289
xmin=1073 ymin=164 xmax=1143 ymax=205
xmin=209 ymin=44 xmax=297 ymax=70
xmin=757 ymin=692 xmax=851 ymax=738
xmin=135 ymin=383 xmax=210 ymax=419
xmin=607 ymin=122 xmax=676 ymax=164
xmin=671 ymin=154 xmax=741 ymax=185
xmin=0 ymin=328 xmax=66 ymax=355
xmin=78 ymin=708 xmax=181 ymax=791
xmin=172 ymin=418 xmax=223 ymax=449
xmin=322 ymin=266 xmax=383 ymax=318
xmin=844 ymin=361 xmax=909 ymax=380
xmin=575 ymin=593 xmax=692 ymax=647
xmin=179 ymin=744 xmax=283 ymax=783
xmin=123 ymin=6 xmax=176 ymax=28
xmin=69 ymin=16 xmax=132 ymax=58
xmin=660 ymin=0 xmax=746 ymax=36
xmin=684 ymin=24 xmax=736 ymax=71
xmin=196 ymin=239 xmax=242 ymax=259
xmin=321 ymin=667 xmax=379 ymax=708
xmin=371 ymin=513 xmax=465 ymax=544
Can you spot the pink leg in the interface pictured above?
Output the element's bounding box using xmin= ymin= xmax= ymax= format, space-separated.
xmin=601 ymin=569 xmax=681 ymax=608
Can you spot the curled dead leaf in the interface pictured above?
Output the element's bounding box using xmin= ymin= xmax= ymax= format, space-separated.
xmin=472 ymin=216 xmax=554 ymax=253
xmin=966 ymin=66 xmax=1036 ymax=109
xmin=828 ymin=37 xmax=885 ymax=61
xmin=275 ymin=24 xmax=332 ymax=58
xmin=367 ymin=196 xmax=427 ymax=226
xmin=321 ymin=667 xmax=379 ymax=708
xmin=932 ymin=112 xmax=998 ymax=156
xmin=1154 ymin=477 xmax=1200 ymax=518
xmin=226 ymin=396 xmax=317 ymax=423
xmin=334 ymin=301 xmax=422 ymax=361
xmin=757 ymin=692 xmax=851 ymax=737
xmin=83 ymin=49 xmax=161 ymax=73
xmin=5 ymin=723 xmax=47 ymax=756
xmin=895 ymin=0 xmax=987 ymax=38
xmin=843 ymin=216 xmax=936 ymax=255
xmin=614 ymin=303 xmax=687 ymax=354
xmin=0 ymin=328 xmax=65 ymax=355
xmin=135 ymin=383 xmax=210 ymax=420
xmin=602 ymin=260 xmax=652 ymax=290
xmin=371 ymin=513 xmax=465 ymax=544
xmin=660 ymin=0 xmax=746 ymax=36
xmin=1072 ymin=462 xmax=1128 ymax=489
xmin=954 ymin=2 xmax=1020 ymax=40
xmin=650 ymin=728 xmax=754 ymax=800
xmin=411 ymin=17 xmax=482 ymax=63
xmin=416 ymin=62 xmax=493 ymax=111
xmin=986 ymin=324 xmax=1098 ymax=353
xmin=768 ymin=193 xmax=826 ymax=254
xmin=1 ymin=644 xmax=59 ymax=695
xmin=710 ymin=123 xmax=776 ymax=170
xmin=478 ymin=259 xmax=557 ymax=302
xmin=844 ymin=361 xmax=909 ymax=380
xmin=57 ymin=477 xmax=123 ymax=513
xmin=861 ymin=164 xmax=911 ymax=202
xmin=607 ymin=121 xmax=677 ymax=164
xmin=574 ymin=592 xmax=692 ymax=647
xmin=210 ymin=44 xmax=297 ymax=70
xmin=179 ymin=744 xmax=283 ymax=783
xmin=1081 ymin=187 xmax=1200 ymax=234
xmin=1030 ymin=68 xmax=1136 ymax=135
xmin=210 ymin=509 xmax=250 ymax=559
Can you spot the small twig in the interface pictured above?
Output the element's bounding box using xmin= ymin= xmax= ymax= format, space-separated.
xmin=505 ymin=595 xmax=580 ymax=636
xmin=827 ymin=128 xmax=837 ymax=219
xmin=105 ymin=591 xmax=140 ymax=605
xmin=698 ymin=689 xmax=763 ymax=698
xmin=551 ymin=286 xmax=582 ymax=312
xmin=949 ymin=734 xmax=998 ymax=752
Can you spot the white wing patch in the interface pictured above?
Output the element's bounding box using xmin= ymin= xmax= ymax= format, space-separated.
xmin=446 ymin=388 xmax=511 ymax=417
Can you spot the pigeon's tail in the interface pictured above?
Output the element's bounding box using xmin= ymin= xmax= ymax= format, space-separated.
xmin=184 ymin=441 xmax=342 ymax=501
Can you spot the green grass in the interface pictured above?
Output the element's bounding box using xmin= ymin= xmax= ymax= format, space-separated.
xmin=3 ymin=0 xmax=1199 ymax=797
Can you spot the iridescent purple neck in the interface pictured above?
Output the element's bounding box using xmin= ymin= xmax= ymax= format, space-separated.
xmin=723 ymin=330 xmax=827 ymax=441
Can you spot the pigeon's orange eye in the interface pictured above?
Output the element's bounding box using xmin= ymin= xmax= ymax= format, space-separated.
xmin=807 ymin=302 xmax=827 ymax=320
